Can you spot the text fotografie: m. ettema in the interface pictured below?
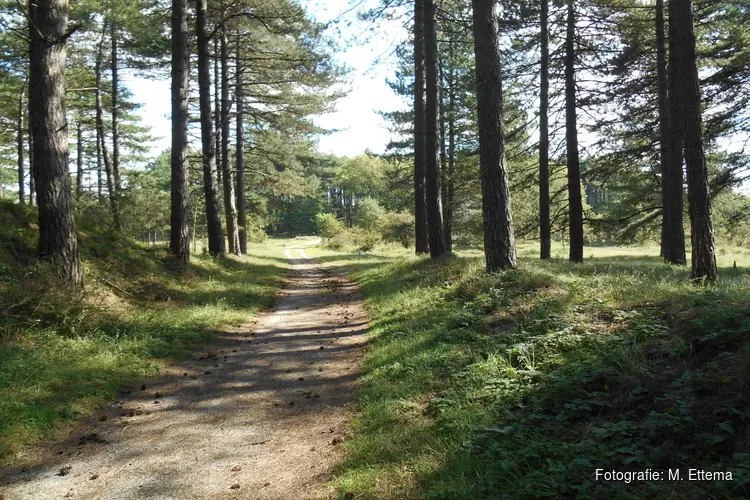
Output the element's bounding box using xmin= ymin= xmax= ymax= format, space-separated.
xmin=595 ymin=469 xmax=733 ymax=482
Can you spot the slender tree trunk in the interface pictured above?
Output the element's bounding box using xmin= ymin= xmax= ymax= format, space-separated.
xmin=221 ymin=28 xmax=240 ymax=255
xmin=95 ymin=22 xmax=121 ymax=231
xmin=170 ymin=0 xmax=191 ymax=263
xmin=445 ymin=42 xmax=456 ymax=253
xmin=97 ymin=127 xmax=103 ymax=203
xmin=28 ymin=115 xmax=34 ymax=206
xmin=196 ymin=0 xmax=225 ymax=256
xmin=413 ymin=0 xmax=429 ymax=254
xmin=214 ymin=38 xmax=222 ymax=190
xmin=424 ymin=0 xmax=446 ymax=258
xmin=471 ymin=0 xmax=517 ymax=271
xmin=17 ymin=87 xmax=25 ymax=205
xmin=235 ymin=36 xmax=247 ymax=254
xmin=565 ymin=0 xmax=584 ymax=263
xmin=111 ymin=20 xmax=122 ymax=209
xmin=76 ymin=120 xmax=83 ymax=200
xmin=674 ymin=0 xmax=717 ymax=280
xmin=664 ymin=0 xmax=687 ymax=265
xmin=439 ymin=57 xmax=451 ymax=252
xmin=658 ymin=0 xmax=669 ymax=258
xmin=539 ymin=0 xmax=551 ymax=259
xmin=28 ymin=0 xmax=81 ymax=284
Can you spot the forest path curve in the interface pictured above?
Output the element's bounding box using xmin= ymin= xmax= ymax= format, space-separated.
xmin=0 ymin=243 xmax=368 ymax=500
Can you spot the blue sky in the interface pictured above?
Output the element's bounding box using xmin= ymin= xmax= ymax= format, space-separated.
xmin=127 ymin=0 xmax=408 ymax=159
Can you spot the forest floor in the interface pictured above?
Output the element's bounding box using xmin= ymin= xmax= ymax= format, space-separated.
xmin=0 ymin=226 xmax=368 ymax=499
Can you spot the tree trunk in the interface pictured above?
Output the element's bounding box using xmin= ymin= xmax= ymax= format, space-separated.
xmin=471 ymin=0 xmax=517 ymax=271
xmin=444 ymin=41 xmax=456 ymax=253
xmin=76 ymin=120 xmax=83 ymax=200
xmin=111 ymin=20 xmax=122 ymax=211
xmin=539 ymin=0 xmax=551 ymax=259
xmin=214 ymin=37 xmax=222 ymax=190
xmin=95 ymin=22 xmax=121 ymax=231
xmin=170 ymin=0 xmax=191 ymax=263
xmin=424 ymin=0 xmax=447 ymax=259
xmin=97 ymin=126 xmax=103 ymax=203
xmin=28 ymin=114 xmax=34 ymax=206
xmin=674 ymin=0 xmax=717 ymax=280
xmin=565 ymin=0 xmax=584 ymax=263
xmin=413 ymin=0 xmax=429 ymax=255
xmin=196 ymin=0 xmax=225 ymax=256
xmin=439 ymin=56 xmax=452 ymax=252
xmin=221 ymin=28 xmax=240 ymax=255
xmin=17 ymin=87 xmax=25 ymax=205
xmin=28 ymin=0 xmax=82 ymax=285
xmin=663 ymin=0 xmax=687 ymax=264
xmin=235 ymin=36 xmax=247 ymax=254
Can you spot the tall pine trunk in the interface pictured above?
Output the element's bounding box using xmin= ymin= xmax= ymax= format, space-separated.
xmin=28 ymin=107 xmax=34 ymax=206
xmin=76 ymin=121 xmax=83 ymax=200
xmin=17 ymin=87 xmax=25 ymax=205
xmin=95 ymin=22 xmax=121 ymax=231
xmin=235 ymin=36 xmax=247 ymax=254
xmin=539 ymin=0 xmax=551 ymax=259
xmin=471 ymin=0 xmax=517 ymax=272
xmin=28 ymin=0 xmax=81 ymax=284
xmin=565 ymin=0 xmax=584 ymax=263
xmin=111 ymin=20 xmax=122 ymax=220
xmin=170 ymin=0 xmax=191 ymax=263
xmin=196 ymin=0 xmax=225 ymax=256
xmin=661 ymin=0 xmax=686 ymax=264
xmin=97 ymin=125 xmax=103 ymax=203
xmin=221 ymin=28 xmax=240 ymax=255
xmin=673 ymin=0 xmax=717 ymax=280
xmin=444 ymin=41 xmax=456 ymax=253
xmin=424 ymin=0 xmax=446 ymax=258
xmin=214 ymin=38 xmax=222 ymax=189
xmin=413 ymin=0 xmax=429 ymax=254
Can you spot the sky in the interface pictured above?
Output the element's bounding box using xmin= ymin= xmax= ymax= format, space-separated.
xmin=127 ymin=0 xmax=408 ymax=160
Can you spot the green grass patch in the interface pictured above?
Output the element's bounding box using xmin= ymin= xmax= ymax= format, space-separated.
xmin=0 ymin=201 xmax=289 ymax=465
xmin=307 ymin=242 xmax=750 ymax=499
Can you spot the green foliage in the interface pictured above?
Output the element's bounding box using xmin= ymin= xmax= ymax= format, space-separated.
xmin=315 ymin=212 xmax=345 ymax=239
xmin=307 ymin=243 xmax=750 ymax=499
xmin=355 ymin=197 xmax=386 ymax=231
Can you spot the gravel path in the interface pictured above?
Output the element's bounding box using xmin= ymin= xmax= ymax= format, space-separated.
xmin=0 ymin=246 xmax=368 ymax=499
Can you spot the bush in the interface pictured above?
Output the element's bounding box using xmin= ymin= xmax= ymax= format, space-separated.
xmin=354 ymin=197 xmax=386 ymax=231
xmin=315 ymin=213 xmax=345 ymax=239
xmin=326 ymin=227 xmax=382 ymax=252
xmin=381 ymin=211 xmax=414 ymax=247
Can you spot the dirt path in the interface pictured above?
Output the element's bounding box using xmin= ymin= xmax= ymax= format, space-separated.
xmin=0 ymin=245 xmax=368 ymax=500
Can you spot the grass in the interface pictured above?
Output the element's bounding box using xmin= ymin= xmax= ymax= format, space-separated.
xmin=307 ymin=241 xmax=750 ymax=499
xmin=0 ymin=201 xmax=290 ymax=465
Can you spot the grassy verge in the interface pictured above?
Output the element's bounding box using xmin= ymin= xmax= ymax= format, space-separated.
xmin=307 ymin=242 xmax=750 ymax=499
xmin=0 ymin=202 xmax=289 ymax=465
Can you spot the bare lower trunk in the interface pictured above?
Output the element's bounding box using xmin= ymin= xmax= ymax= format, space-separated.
xmin=539 ymin=0 xmax=551 ymax=259
xmin=28 ymin=0 xmax=81 ymax=284
xmin=196 ymin=0 xmax=225 ymax=256
xmin=111 ymin=21 xmax=122 ymax=209
xmin=663 ymin=0 xmax=687 ymax=264
xmin=424 ymin=0 xmax=446 ymax=259
xmin=444 ymin=43 xmax=455 ymax=253
xmin=235 ymin=36 xmax=247 ymax=254
xmin=221 ymin=28 xmax=240 ymax=255
xmin=76 ymin=121 xmax=83 ymax=200
xmin=413 ymin=0 xmax=429 ymax=255
xmin=97 ymin=128 xmax=103 ymax=203
xmin=674 ymin=0 xmax=717 ymax=280
xmin=471 ymin=0 xmax=517 ymax=271
xmin=170 ymin=0 xmax=191 ymax=263
xmin=28 ymin=113 xmax=34 ymax=206
xmin=17 ymin=87 xmax=25 ymax=205
xmin=214 ymin=38 xmax=222 ymax=190
xmin=565 ymin=0 xmax=584 ymax=263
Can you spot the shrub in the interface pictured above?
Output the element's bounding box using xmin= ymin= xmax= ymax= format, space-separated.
xmin=354 ymin=197 xmax=386 ymax=231
xmin=315 ymin=213 xmax=345 ymax=239
xmin=381 ymin=211 xmax=414 ymax=247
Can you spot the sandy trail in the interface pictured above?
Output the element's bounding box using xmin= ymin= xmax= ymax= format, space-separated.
xmin=0 ymin=246 xmax=368 ymax=499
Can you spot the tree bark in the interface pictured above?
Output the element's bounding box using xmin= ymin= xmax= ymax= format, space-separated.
xmin=471 ymin=0 xmax=517 ymax=271
xmin=95 ymin=21 xmax=121 ymax=231
xmin=76 ymin=120 xmax=83 ymax=200
xmin=196 ymin=0 xmax=225 ymax=256
xmin=111 ymin=20 xmax=122 ymax=211
xmin=444 ymin=41 xmax=456 ymax=253
xmin=539 ymin=0 xmax=551 ymax=259
xmin=424 ymin=0 xmax=447 ymax=258
xmin=28 ymin=0 xmax=82 ymax=285
xmin=221 ymin=27 xmax=240 ymax=255
xmin=97 ymin=125 xmax=103 ymax=203
xmin=170 ymin=0 xmax=191 ymax=263
xmin=663 ymin=0 xmax=687 ymax=264
xmin=28 ymin=110 xmax=34 ymax=206
xmin=413 ymin=0 xmax=429 ymax=255
xmin=674 ymin=0 xmax=717 ymax=280
xmin=17 ymin=87 xmax=25 ymax=205
xmin=565 ymin=0 xmax=584 ymax=263
xmin=214 ymin=37 xmax=222 ymax=190
xmin=236 ymin=35 xmax=247 ymax=254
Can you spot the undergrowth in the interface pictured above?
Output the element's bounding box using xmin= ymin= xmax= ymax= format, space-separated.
xmin=0 ymin=201 xmax=287 ymax=465
xmin=308 ymin=244 xmax=750 ymax=499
